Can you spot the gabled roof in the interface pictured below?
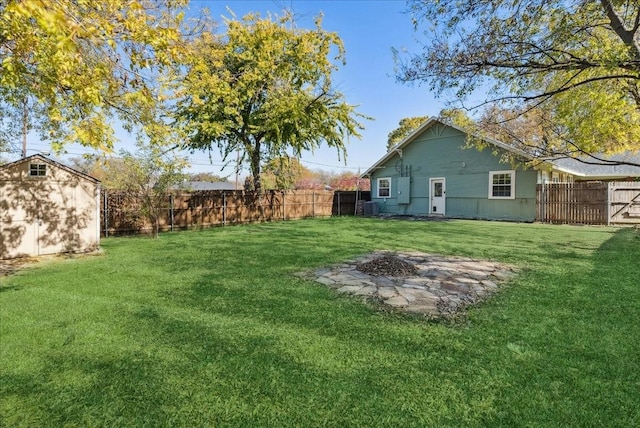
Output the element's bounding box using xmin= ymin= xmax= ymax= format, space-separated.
xmin=362 ymin=118 xmax=640 ymax=179
xmin=362 ymin=118 xmax=533 ymax=177
xmin=0 ymin=154 xmax=100 ymax=183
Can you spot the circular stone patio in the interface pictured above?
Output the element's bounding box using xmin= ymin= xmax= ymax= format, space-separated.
xmin=307 ymin=251 xmax=518 ymax=319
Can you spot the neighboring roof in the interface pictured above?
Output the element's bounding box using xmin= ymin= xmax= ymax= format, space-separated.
xmin=0 ymin=154 xmax=100 ymax=183
xmin=362 ymin=118 xmax=640 ymax=179
xmin=549 ymin=152 xmax=640 ymax=179
xmin=181 ymin=180 xmax=238 ymax=191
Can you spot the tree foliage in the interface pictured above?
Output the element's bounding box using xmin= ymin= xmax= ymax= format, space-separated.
xmin=386 ymin=116 xmax=428 ymax=150
xmin=261 ymin=156 xmax=306 ymax=190
xmin=189 ymin=172 xmax=229 ymax=183
xmin=175 ymin=12 xmax=366 ymax=192
xmin=0 ymin=0 xmax=189 ymax=152
xmin=386 ymin=109 xmax=471 ymax=150
xmin=398 ymin=0 xmax=640 ymax=162
xmin=69 ymin=147 xmax=187 ymax=238
xmin=116 ymin=146 xmax=188 ymax=238
xmin=68 ymin=155 xmax=131 ymax=187
xmin=329 ymin=172 xmax=370 ymax=191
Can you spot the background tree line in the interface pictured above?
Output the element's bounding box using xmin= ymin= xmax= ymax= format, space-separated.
xmin=70 ymin=155 xmax=370 ymax=193
xmin=2 ymin=0 xmax=638 ymax=190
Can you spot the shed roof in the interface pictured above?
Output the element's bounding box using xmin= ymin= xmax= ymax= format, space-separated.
xmin=0 ymin=154 xmax=100 ymax=183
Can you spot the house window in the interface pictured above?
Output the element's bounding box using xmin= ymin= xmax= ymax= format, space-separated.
xmin=488 ymin=170 xmax=515 ymax=199
xmin=29 ymin=163 xmax=47 ymax=177
xmin=377 ymin=177 xmax=391 ymax=198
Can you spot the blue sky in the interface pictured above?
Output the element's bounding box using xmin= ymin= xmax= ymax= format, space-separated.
xmin=27 ymin=0 xmax=451 ymax=177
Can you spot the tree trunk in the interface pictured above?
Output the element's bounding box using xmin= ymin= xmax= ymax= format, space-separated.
xmin=247 ymin=139 xmax=267 ymax=219
xmin=154 ymin=206 xmax=160 ymax=238
xmin=250 ymin=140 xmax=262 ymax=194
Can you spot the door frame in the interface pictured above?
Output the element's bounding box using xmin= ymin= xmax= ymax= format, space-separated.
xmin=429 ymin=177 xmax=446 ymax=216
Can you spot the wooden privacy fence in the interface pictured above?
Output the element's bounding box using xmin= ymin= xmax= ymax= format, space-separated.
xmin=536 ymin=182 xmax=640 ymax=225
xmin=101 ymin=190 xmax=371 ymax=236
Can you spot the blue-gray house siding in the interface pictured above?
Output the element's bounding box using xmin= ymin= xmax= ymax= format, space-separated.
xmin=365 ymin=120 xmax=538 ymax=222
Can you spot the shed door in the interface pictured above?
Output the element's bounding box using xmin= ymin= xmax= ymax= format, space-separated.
xmin=430 ymin=178 xmax=446 ymax=215
xmin=0 ymin=188 xmax=37 ymax=258
xmin=37 ymin=184 xmax=78 ymax=255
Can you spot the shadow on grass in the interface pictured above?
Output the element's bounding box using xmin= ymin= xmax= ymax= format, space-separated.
xmin=116 ymin=301 xmax=477 ymax=426
xmin=2 ymin=220 xmax=638 ymax=426
xmin=470 ymin=227 xmax=640 ymax=426
xmin=0 ymin=284 xmax=22 ymax=293
xmin=0 ymin=351 xmax=176 ymax=426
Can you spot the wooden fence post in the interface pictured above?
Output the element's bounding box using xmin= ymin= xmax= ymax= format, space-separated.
xmin=607 ymin=182 xmax=612 ymax=226
xmin=223 ymin=192 xmax=227 ymax=226
xmin=103 ymin=189 xmax=109 ymax=237
xmin=282 ymin=191 xmax=286 ymax=221
xmin=170 ymin=194 xmax=174 ymax=232
xmin=312 ymin=191 xmax=316 ymax=218
xmin=539 ymin=184 xmax=544 ymax=223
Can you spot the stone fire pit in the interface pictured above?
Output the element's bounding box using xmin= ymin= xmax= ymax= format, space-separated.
xmin=307 ymin=251 xmax=518 ymax=319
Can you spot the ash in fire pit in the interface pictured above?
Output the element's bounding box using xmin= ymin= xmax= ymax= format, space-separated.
xmin=356 ymin=254 xmax=418 ymax=277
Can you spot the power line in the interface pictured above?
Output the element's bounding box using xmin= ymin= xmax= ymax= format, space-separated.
xmin=6 ymin=141 xmax=368 ymax=172
xmin=297 ymin=159 xmax=364 ymax=170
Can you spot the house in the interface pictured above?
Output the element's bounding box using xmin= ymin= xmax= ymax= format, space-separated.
xmin=362 ymin=118 xmax=640 ymax=222
xmin=1 ymin=154 xmax=101 ymax=259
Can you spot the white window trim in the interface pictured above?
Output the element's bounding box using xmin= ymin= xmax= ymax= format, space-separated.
xmin=377 ymin=177 xmax=391 ymax=198
xmin=488 ymin=170 xmax=515 ymax=200
xmin=29 ymin=163 xmax=47 ymax=178
xmin=429 ymin=177 xmax=446 ymax=215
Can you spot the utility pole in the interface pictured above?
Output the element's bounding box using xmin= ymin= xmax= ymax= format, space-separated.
xmin=21 ymin=96 xmax=28 ymax=158
xmin=235 ymin=148 xmax=240 ymax=189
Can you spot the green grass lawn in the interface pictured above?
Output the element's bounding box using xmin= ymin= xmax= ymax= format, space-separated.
xmin=1 ymin=217 xmax=639 ymax=427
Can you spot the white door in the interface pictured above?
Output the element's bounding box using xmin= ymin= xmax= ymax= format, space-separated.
xmin=430 ymin=178 xmax=445 ymax=215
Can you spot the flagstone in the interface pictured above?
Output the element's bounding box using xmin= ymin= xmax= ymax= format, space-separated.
xmin=336 ymin=285 xmax=364 ymax=294
xmin=385 ymin=296 xmax=408 ymax=307
xmin=306 ymin=250 xmax=517 ymax=319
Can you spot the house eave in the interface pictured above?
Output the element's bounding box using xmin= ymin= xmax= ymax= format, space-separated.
xmin=576 ymin=174 xmax=638 ymax=181
xmin=542 ymin=162 xmax=587 ymax=177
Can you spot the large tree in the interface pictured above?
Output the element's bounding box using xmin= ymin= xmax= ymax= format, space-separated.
xmin=0 ymin=0 xmax=189 ymax=153
xmin=398 ymin=0 xmax=640 ymax=164
xmin=175 ymin=12 xmax=366 ymax=193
